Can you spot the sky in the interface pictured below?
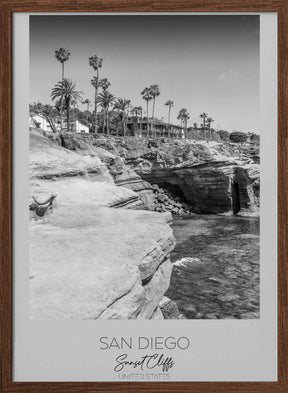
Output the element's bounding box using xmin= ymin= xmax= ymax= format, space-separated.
xmin=30 ymin=15 xmax=260 ymax=133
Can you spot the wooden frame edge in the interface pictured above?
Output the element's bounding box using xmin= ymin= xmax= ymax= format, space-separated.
xmin=0 ymin=2 xmax=12 ymax=392
xmin=0 ymin=1 xmax=287 ymax=392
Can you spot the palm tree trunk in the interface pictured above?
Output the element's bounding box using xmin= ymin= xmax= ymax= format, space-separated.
xmin=125 ymin=109 xmax=128 ymax=134
xmin=123 ymin=112 xmax=126 ymax=137
xmin=116 ymin=109 xmax=120 ymax=136
xmin=168 ymin=105 xmax=171 ymax=138
xmin=106 ymin=110 xmax=109 ymax=135
xmin=146 ymin=101 xmax=149 ymax=137
xmin=102 ymin=110 xmax=105 ymax=133
xmin=152 ymin=98 xmax=156 ymax=138
xmin=94 ymin=86 xmax=98 ymax=134
xmin=59 ymin=63 xmax=65 ymax=132
xmin=135 ymin=114 xmax=138 ymax=137
xmin=59 ymin=96 xmax=63 ymax=132
xmin=94 ymin=69 xmax=99 ymax=134
xmin=67 ymin=98 xmax=70 ymax=132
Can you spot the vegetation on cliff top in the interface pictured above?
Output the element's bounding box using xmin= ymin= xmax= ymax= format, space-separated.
xmin=30 ymin=46 xmax=259 ymax=142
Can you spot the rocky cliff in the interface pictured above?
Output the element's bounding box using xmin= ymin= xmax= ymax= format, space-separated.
xmin=65 ymin=135 xmax=259 ymax=215
xmin=54 ymin=134 xmax=260 ymax=215
xmin=29 ymin=131 xmax=176 ymax=319
xmin=139 ymin=160 xmax=260 ymax=214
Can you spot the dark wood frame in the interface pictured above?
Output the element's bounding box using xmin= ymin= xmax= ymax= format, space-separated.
xmin=0 ymin=1 xmax=287 ymax=392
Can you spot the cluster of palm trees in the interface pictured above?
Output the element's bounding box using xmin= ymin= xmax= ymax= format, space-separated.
xmin=51 ymin=47 xmax=216 ymax=137
xmin=199 ymin=112 xmax=214 ymax=133
xmin=140 ymin=84 xmax=161 ymax=137
xmin=177 ymin=109 xmax=190 ymax=138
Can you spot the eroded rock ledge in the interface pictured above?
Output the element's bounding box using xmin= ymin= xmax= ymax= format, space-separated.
xmin=29 ymin=131 xmax=176 ymax=319
xmin=30 ymin=207 xmax=176 ymax=319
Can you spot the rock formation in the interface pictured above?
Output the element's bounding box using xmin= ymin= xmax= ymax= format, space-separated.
xmin=29 ymin=130 xmax=176 ymax=319
xmin=29 ymin=130 xmax=260 ymax=319
xmin=30 ymin=207 xmax=175 ymax=319
xmin=54 ymin=134 xmax=260 ymax=216
xmin=92 ymin=136 xmax=260 ymax=215
xmin=140 ymin=160 xmax=260 ymax=214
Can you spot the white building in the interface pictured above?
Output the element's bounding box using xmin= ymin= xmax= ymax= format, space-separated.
xmin=29 ymin=114 xmax=60 ymax=132
xmin=30 ymin=114 xmax=89 ymax=134
xmin=71 ymin=120 xmax=90 ymax=133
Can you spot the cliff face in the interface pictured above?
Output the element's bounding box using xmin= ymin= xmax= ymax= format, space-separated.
xmin=29 ymin=131 xmax=176 ymax=319
xmin=139 ymin=161 xmax=260 ymax=214
xmin=54 ymin=134 xmax=260 ymax=215
xmin=50 ymin=132 xmax=155 ymax=209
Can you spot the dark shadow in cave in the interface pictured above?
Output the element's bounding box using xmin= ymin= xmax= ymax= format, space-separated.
xmin=154 ymin=182 xmax=188 ymax=201
xmin=232 ymin=181 xmax=241 ymax=214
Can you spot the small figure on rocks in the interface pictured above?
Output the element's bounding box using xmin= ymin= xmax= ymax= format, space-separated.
xmin=29 ymin=194 xmax=57 ymax=217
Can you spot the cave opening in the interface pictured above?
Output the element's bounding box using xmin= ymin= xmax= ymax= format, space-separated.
xmin=155 ymin=182 xmax=188 ymax=201
xmin=232 ymin=181 xmax=241 ymax=214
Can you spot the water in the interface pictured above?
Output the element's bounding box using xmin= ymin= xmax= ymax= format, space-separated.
xmin=166 ymin=215 xmax=260 ymax=319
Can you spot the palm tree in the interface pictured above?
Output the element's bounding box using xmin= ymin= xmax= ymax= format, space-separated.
xmin=83 ymin=98 xmax=91 ymax=112
xmin=114 ymin=98 xmax=130 ymax=136
xmin=97 ymin=91 xmax=115 ymax=135
xmin=177 ymin=112 xmax=184 ymax=138
xmin=55 ymin=47 xmax=71 ymax=131
xmin=99 ymin=78 xmax=111 ymax=92
xmin=165 ymin=100 xmax=174 ymax=138
xmin=131 ymin=106 xmax=143 ymax=137
xmin=51 ymin=78 xmax=83 ymax=133
xmin=207 ymin=117 xmax=214 ymax=135
xmin=150 ymin=84 xmax=160 ymax=137
xmin=200 ymin=112 xmax=208 ymax=132
xmin=82 ymin=98 xmax=91 ymax=125
xmin=178 ymin=108 xmax=189 ymax=138
xmin=141 ymin=87 xmax=153 ymax=137
xmin=89 ymin=54 xmax=103 ymax=133
xmin=183 ymin=111 xmax=190 ymax=138
xmin=55 ymin=47 xmax=71 ymax=80
xmin=150 ymin=84 xmax=160 ymax=118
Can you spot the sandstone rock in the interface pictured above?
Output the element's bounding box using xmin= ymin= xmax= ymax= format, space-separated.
xmin=29 ymin=131 xmax=176 ymax=319
xmin=30 ymin=131 xmax=111 ymax=182
xmin=141 ymin=160 xmax=260 ymax=215
xmin=151 ymin=307 xmax=164 ymax=319
xmin=30 ymin=207 xmax=175 ymax=319
xmin=99 ymin=135 xmax=260 ymax=216
xmin=138 ymin=259 xmax=172 ymax=319
xmin=159 ymin=296 xmax=182 ymax=319
xmin=98 ymin=277 xmax=145 ymax=319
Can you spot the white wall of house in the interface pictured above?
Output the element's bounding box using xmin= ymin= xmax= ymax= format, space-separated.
xmin=30 ymin=115 xmax=88 ymax=133
xmin=30 ymin=114 xmax=60 ymax=132
xmin=73 ymin=120 xmax=89 ymax=133
xmin=30 ymin=115 xmax=51 ymax=132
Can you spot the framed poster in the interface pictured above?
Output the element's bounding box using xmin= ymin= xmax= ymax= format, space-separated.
xmin=0 ymin=1 xmax=287 ymax=392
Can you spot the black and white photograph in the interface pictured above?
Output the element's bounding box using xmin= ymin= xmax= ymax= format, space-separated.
xmin=29 ymin=14 xmax=260 ymax=320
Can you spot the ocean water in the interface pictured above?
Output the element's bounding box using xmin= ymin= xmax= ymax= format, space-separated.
xmin=166 ymin=215 xmax=260 ymax=319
